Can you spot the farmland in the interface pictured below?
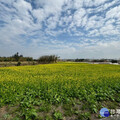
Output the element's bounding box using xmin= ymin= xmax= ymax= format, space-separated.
xmin=0 ymin=62 xmax=120 ymax=120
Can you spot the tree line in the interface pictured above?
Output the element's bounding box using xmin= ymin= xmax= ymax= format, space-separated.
xmin=0 ymin=52 xmax=59 ymax=64
xmin=0 ymin=52 xmax=33 ymax=62
xmin=75 ymin=58 xmax=119 ymax=63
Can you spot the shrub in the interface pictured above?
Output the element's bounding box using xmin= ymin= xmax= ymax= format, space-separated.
xmin=38 ymin=55 xmax=59 ymax=64
xmin=16 ymin=61 xmax=21 ymax=66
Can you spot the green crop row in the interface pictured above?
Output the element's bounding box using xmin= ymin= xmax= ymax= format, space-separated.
xmin=0 ymin=63 xmax=120 ymax=119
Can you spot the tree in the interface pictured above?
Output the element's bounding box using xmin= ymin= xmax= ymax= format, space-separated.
xmin=38 ymin=55 xmax=59 ymax=64
xmin=13 ymin=52 xmax=20 ymax=61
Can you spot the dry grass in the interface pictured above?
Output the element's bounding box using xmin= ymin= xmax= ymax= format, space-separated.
xmin=0 ymin=61 xmax=38 ymax=67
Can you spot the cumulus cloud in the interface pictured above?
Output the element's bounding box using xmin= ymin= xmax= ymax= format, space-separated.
xmin=106 ymin=5 xmax=120 ymax=19
xmin=0 ymin=0 xmax=120 ymax=58
xmin=73 ymin=8 xmax=86 ymax=27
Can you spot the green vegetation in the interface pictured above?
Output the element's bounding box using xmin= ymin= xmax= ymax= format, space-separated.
xmin=0 ymin=52 xmax=33 ymax=62
xmin=38 ymin=55 xmax=59 ymax=64
xmin=53 ymin=111 xmax=63 ymax=120
xmin=0 ymin=53 xmax=59 ymax=67
xmin=0 ymin=62 xmax=120 ymax=119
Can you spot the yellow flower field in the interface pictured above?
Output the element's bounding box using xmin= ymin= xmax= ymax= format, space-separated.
xmin=0 ymin=62 xmax=120 ymax=120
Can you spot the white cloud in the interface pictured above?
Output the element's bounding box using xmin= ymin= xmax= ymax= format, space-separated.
xmin=32 ymin=9 xmax=45 ymax=23
xmin=73 ymin=0 xmax=83 ymax=9
xmin=81 ymin=16 xmax=88 ymax=27
xmin=100 ymin=24 xmax=119 ymax=35
xmin=85 ymin=15 xmax=104 ymax=31
xmin=0 ymin=0 xmax=120 ymax=58
xmin=106 ymin=5 xmax=120 ymax=19
xmin=73 ymin=8 xmax=86 ymax=27
xmin=34 ymin=0 xmax=67 ymax=15
xmin=93 ymin=0 xmax=109 ymax=6
xmin=84 ymin=0 xmax=108 ymax=7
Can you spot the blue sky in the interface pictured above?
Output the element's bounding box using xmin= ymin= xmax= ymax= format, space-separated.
xmin=0 ymin=0 xmax=120 ymax=59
